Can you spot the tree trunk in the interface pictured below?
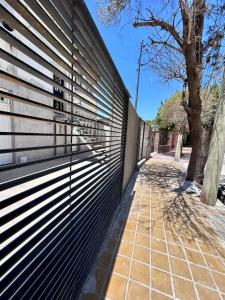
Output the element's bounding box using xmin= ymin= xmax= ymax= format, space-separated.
xmin=201 ymin=72 xmax=225 ymax=206
xmin=175 ymin=133 xmax=183 ymax=161
xmin=184 ymin=47 xmax=203 ymax=182
xmin=185 ymin=111 xmax=212 ymax=185
xmin=194 ymin=127 xmax=212 ymax=184
xmin=185 ymin=103 xmax=202 ymax=182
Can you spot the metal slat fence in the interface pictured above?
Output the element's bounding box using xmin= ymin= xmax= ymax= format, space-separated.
xmin=138 ymin=119 xmax=153 ymax=161
xmin=0 ymin=0 xmax=129 ymax=299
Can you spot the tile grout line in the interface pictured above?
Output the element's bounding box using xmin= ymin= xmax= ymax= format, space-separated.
xmin=102 ymin=265 xmax=223 ymax=295
xmin=175 ymin=235 xmax=201 ymax=300
xmin=81 ymin=161 xmax=225 ymax=300
xmin=152 ymin=177 xmax=200 ymax=300
xmin=171 ymin=203 xmax=203 ymax=300
xmin=121 ymin=217 xmax=225 ymax=254
xmin=160 ymin=190 xmax=176 ymax=300
xmin=95 ymin=165 xmax=225 ymax=300
xmin=151 ymin=287 xmax=175 ymax=300
xmin=106 ymin=238 xmax=225 ymax=277
xmin=124 ymin=180 xmax=143 ymax=300
xmin=195 ymin=238 xmax=224 ymax=300
xmin=98 ymin=176 xmax=135 ymax=299
xmin=114 ymin=229 xmax=225 ymax=263
xmin=121 ymin=175 xmax=139 ymax=299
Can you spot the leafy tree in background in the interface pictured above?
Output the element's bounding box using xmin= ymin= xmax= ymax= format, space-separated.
xmin=201 ymin=84 xmax=220 ymax=128
xmin=156 ymin=87 xmax=219 ymax=132
xmin=156 ymin=87 xmax=220 ymax=162
xmin=156 ymin=91 xmax=188 ymax=133
xmin=96 ymin=0 xmax=225 ymax=184
xmin=145 ymin=119 xmax=157 ymax=126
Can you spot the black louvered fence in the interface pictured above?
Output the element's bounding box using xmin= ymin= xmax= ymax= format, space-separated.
xmin=0 ymin=1 xmax=152 ymax=299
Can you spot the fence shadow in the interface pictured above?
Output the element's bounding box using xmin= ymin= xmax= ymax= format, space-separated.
xmin=81 ymin=170 xmax=139 ymax=298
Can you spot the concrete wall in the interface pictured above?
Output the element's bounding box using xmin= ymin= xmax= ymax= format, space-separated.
xmin=123 ymin=102 xmax=139 ymax=190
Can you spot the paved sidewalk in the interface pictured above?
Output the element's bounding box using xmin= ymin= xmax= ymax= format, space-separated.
xmin=80 ymin=156 xmax=225 ymax=300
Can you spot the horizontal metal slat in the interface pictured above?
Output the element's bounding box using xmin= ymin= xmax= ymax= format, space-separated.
xmin=0 ymin=142 xmax=121 ymax=187
xmin=0 ymin=142 xmax=121 ymax=175
xmin=0 ymin=149 xmax=121 ymax=215
xmin=2 ymin=168 xmax=122 ymax=299
xmin=5 ymin=0 xmax=97 ymax=81
xmin=0 ymin=107 xmax=121 ymax=133
xmin=70 ymin=2 xmax=126 ymax=106
xmin=0 ymin=50 xmax=124 ymax=123
xmin=66 ymin=6 xmax=126 ymax=110
xmin=0 ymin=0 xmax=129 ymax=299
xmin=1 ymin=162 xmax=122 ymax=293
xmin=0 ymin=139 xmax=120 ymax=154
xmin=42 ymin=184 xmax=122 ymax=300
xmin=0 ymin=5 xmax=125 ymax=116
xmin=27 ymin=177 xmax=122 ymax=299
xmin=0 ymin=131 xmax=121 ymax=138
xmin=4 ymin=0 xmax=126 ymax=116
xmin=72 ymin=1 xmax=128 ymax=102
xmin=0 ymin=156 xmax=123 ymax=252
xmin=0 ymin=27 xmax=123 ymax=117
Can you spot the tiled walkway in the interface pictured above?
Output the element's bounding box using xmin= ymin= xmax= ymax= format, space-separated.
xmin=80 ymin=157 xmax=225 ymax=300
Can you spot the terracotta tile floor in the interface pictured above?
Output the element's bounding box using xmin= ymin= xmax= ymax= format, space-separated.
xmin=80 ymin=158 xmax=225 ymax=300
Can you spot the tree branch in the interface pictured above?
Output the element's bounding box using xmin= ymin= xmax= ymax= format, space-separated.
xmin=148 ymin=58 xmax=186 ymax=81
xmin=149 ymin=38 xmax=183 ymax=53
xmin=133 ymin=18 xmax=183 ymax=48
xmin=181 ymin=101 xmax=192 ymax=115
xmin=179 ymin=0 xmax=191 ymax=45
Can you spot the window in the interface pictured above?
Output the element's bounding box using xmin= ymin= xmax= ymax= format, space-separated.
xmin=53 ymin=87 xmax=64 ymax=99
xmin=53 ymin=74 xmax=64 ymax=87
xmin=53 ymin=99 xmax=64 ymax=111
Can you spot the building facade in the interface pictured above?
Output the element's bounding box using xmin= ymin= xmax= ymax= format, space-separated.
xmin=0 ymin=18 xmax=112 ymax=165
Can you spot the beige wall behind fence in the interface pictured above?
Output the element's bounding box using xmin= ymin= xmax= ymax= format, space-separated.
xmin=123 ymin=102 xmax=139 ymax=190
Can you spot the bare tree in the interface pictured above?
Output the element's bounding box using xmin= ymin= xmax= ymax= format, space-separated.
xmin=96 ymin=0 xmax=225 ymax=184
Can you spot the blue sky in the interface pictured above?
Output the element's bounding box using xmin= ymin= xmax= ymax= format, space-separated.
xmin=85 ymin=1 xmax=181 ymax=120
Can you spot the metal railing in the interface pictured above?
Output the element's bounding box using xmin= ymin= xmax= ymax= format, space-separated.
xmin=0 ymin=1 xmax=129 ymax=299
xmin=138 ymin=119 xmax=153 ymax=161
